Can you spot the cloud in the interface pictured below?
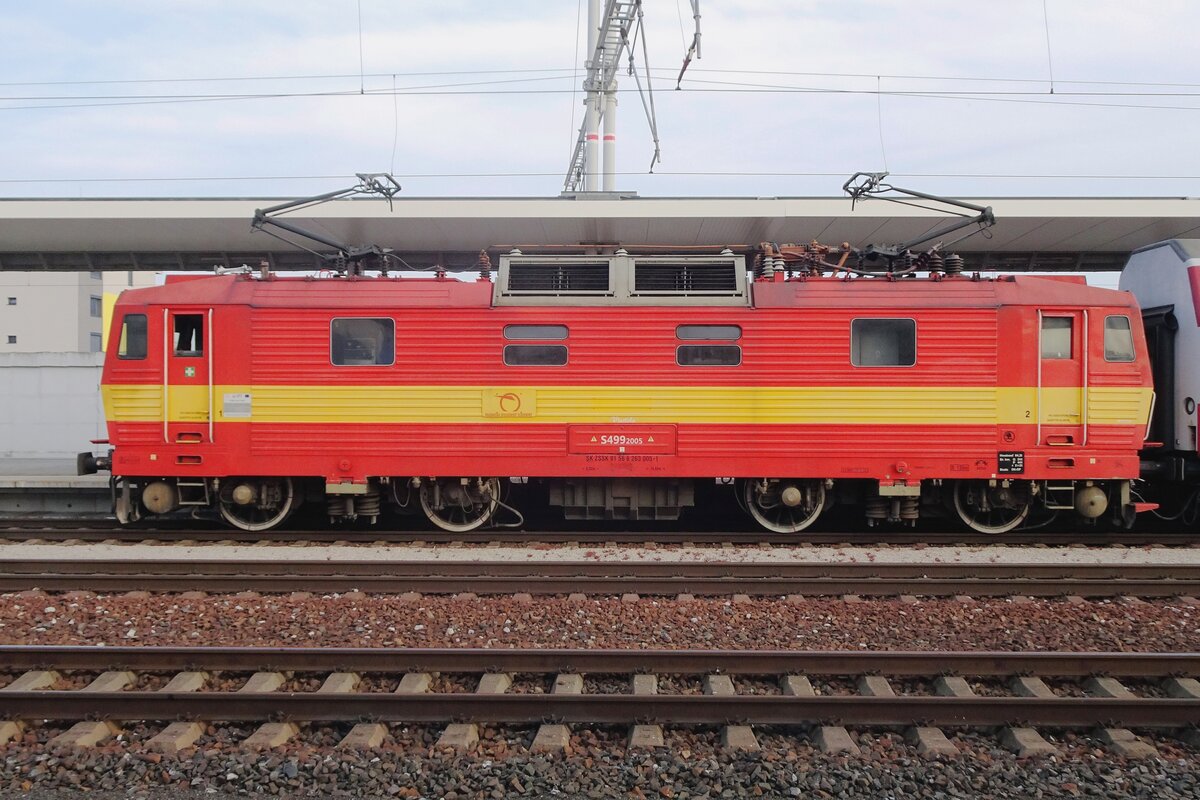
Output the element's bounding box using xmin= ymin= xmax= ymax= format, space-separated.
xmin=0 ymin=1 xmax=1198 ymax=198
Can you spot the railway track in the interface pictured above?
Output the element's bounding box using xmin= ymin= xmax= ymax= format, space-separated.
xmin=0 ymin=646 xmax=1196 ymax=757
xmin=3 ymin=558 xmax=1200 ymax=597
xmin=2 ymin=524 xmax=1198 ymax=547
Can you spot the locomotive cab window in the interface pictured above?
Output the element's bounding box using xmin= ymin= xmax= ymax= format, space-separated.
xmin=677 ymin=345 xmax=741 ymax=366
xmin=331 ymin=318 xmax=395 ymax=366
xmin=851 ymin=318 xmax=915 ymax=367
xmin=1041 ymin=316 xmax=1073 ymax=359
xmin=173 ymin=314 xmax=203 ymax=356
xmin=504 ymin=344 xmax=568 ymax=366
xmin=117 ymin=313 xmax=147 ymax=360
xmin=1104 ymin=315 xmax=1136 ymax=362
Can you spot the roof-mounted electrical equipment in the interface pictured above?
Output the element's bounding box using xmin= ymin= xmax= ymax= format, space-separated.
xmin=251 ymin=173 xmax=403 ymax=276
xmin=841 ymin=171 xmax=996 ymax=276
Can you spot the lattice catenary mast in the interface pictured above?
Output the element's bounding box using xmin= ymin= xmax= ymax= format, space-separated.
xmin=563 ymin=0 xmax=700 ymax=194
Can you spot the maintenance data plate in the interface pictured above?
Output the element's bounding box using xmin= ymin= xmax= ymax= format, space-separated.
xmin=997 ymin=451 xmax=1025 ymax=474
xmin=568 ymin=425 xmax=677 ymax=455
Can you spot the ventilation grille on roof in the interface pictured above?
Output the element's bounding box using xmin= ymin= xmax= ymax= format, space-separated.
xmin=633 ymin=260 xmax=739 ymax=293
xmin=507 ymin=261 xmax=610 ymax=292
xmin=495 ymin=254 xmax=749 ymax=306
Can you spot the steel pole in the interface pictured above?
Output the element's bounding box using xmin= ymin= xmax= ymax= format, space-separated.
xmin=603 ymin=83 xmax=617 ymax=191
xmin=583 ymin=0 xmax=602 ymax=191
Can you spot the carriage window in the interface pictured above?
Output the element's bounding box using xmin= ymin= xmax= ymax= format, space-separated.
xmin=676 ymin=325 xmax=742 ymax=340
xmin=173 ymin=314 xmax=203 ymax=356
xmin=1104 ymin=315 xmax=1135 ymax=362
xmin=1041 ymin=316 xmax=1073 ymax=359
xmin=118 ymin=314 xmax=147 ymax=360
xmin=677 ymin=345 xmax=741 ymax=366
xmin=331 ymin=318 xmax=395 ymax=366
xmin=504 ymin=324 xmax=568 ymax=340
xmin=851 ymin=318 xmax=916 ymax=367
xmin=504 ymin=344 xmax=568 ymax=366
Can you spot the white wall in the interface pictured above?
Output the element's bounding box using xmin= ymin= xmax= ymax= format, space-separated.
xmin=0 ymin=272 xmax=104 ymax=353
xmin=0 ymin=353 xmax=106 ymax=458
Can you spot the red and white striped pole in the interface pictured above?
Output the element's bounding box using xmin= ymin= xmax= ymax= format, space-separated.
xmin=603 ymin=84 xmax=617 ymax=192
xmin=583 ymin=0 xmax=602 ymax=192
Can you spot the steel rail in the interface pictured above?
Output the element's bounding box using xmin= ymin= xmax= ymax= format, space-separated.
xmin=2 ymin=692 xmax=1196 ymax=728
xmin=3 ymin=559 xmax=1199 ymax=596
xmin=3 ymin=559 xmax=1196 ymax=578
xmin=1 ymin=526 xmax=1196 ymax=547
xmin=1 ymin=646 xmax=1195 ymax=676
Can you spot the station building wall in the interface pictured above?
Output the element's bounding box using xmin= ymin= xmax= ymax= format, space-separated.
xmin=0 ymin=353 xmax=105 ymax=459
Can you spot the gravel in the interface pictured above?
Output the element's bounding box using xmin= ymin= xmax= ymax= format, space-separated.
xmin=732 ymin=677 xmax=782 ymax=696
xmin=1 ymin=593 xmax=1197 ymax=652
xmin=656 ymin=675 xmax=704 ymax=696
xmin=3 ymin=726 xmax=1199 ymax=799
xmin=507 ymin=674 xmax=554 ymax=694
xmin=582 ymin=674 xmax=630 ymax=694
xmin=9 ymin=541 xmax=1200 ymax=564
xmin=357 ymin=674 xmax=403 ymax=693
xmin=3 ymin=588 xmax=1198 ymax=796
xmin=427 ymin=674 xmax=481 ymax=693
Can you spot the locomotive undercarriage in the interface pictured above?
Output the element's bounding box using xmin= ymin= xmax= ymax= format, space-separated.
xmin=109 ymin=473 xmax=1138 ymax=535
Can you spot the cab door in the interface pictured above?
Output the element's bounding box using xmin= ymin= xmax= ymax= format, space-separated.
xmin=164 ymin=308 xmax=213 ymax=444
xmin=1037 ymin=310 xmax=1085 ymax=446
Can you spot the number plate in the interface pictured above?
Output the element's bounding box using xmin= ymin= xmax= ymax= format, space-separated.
xmin=568 ymin=425 xmax=677 ymax=455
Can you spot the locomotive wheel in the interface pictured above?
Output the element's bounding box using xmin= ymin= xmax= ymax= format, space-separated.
xmin=744 ymin=478 xmax=826 ymax=534
xmin=951 ymin=479 xmax=1032 ymax=534
xmin=217 ymin=476 xmax=296 ymax=532
xmin=419 ymin=477 xmax=500 ymax=533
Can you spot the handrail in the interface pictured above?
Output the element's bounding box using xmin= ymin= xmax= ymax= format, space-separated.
xmin=1036 ymin=310 xmax=1042 ymax=445
xmin=1081 ymin=309 xmax=1089 ymax=446
xmin=162 ymin=308 xmax=170 ymax=444
xmin=207 ymin=307 xmax=214 ymax=443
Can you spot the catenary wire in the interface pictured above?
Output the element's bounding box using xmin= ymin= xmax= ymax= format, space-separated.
xmin=3 ymin=83 xmax=1199 ymax=116
xmin=2 ymin=171 xmax=1200 ymax=185
xmin=3 ymin=66 xmax=1199 ymax=90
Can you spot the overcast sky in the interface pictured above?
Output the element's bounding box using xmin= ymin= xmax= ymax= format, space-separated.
xmin=2 ymin=1 xmax=1198 ymax=200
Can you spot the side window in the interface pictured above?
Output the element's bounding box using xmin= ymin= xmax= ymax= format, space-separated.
xmin=331 ymin=318 xmax=395 ymax=366
xmin=1041 ymin=316 xmax=1072 ymax=359
xmin=677 ymin=345 xmax=741 ymax=366
xmin=504 ymin=324 xmax=568 ymax=340
xmin=504 ymin=344 xmax=568 ymax=366
xmin=676 ymin=324 xmax=741 ymax=340
xmin=851 ymin=318 xmax=916 ymax=367
xmin=118 ymin=314 xmax=147 ymax=360
xmin=173 ymin=314 xmax=204 ymax=356
xmin=1104 ymin=315 xmax=1135 ymax=362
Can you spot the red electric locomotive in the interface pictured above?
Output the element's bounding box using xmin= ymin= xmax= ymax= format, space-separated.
xmin=88 ymin=246 xmax=1153 ymax=534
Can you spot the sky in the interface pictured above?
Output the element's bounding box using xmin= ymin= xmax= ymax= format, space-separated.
xmin=1 ymin=1 xmax=1199 ymax=200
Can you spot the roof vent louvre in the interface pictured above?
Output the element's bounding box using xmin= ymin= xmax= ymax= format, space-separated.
xmin=633 ymin=260 xmax=739 ymax=293
xmin=506 ymin=261 xmax=610 ymax=293
xmin=495 ymin=254 xmax=748 ymax=306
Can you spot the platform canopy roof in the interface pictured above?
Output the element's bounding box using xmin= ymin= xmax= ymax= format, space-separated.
xmin=2 ymin=195 xmax=1199 ymax=272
